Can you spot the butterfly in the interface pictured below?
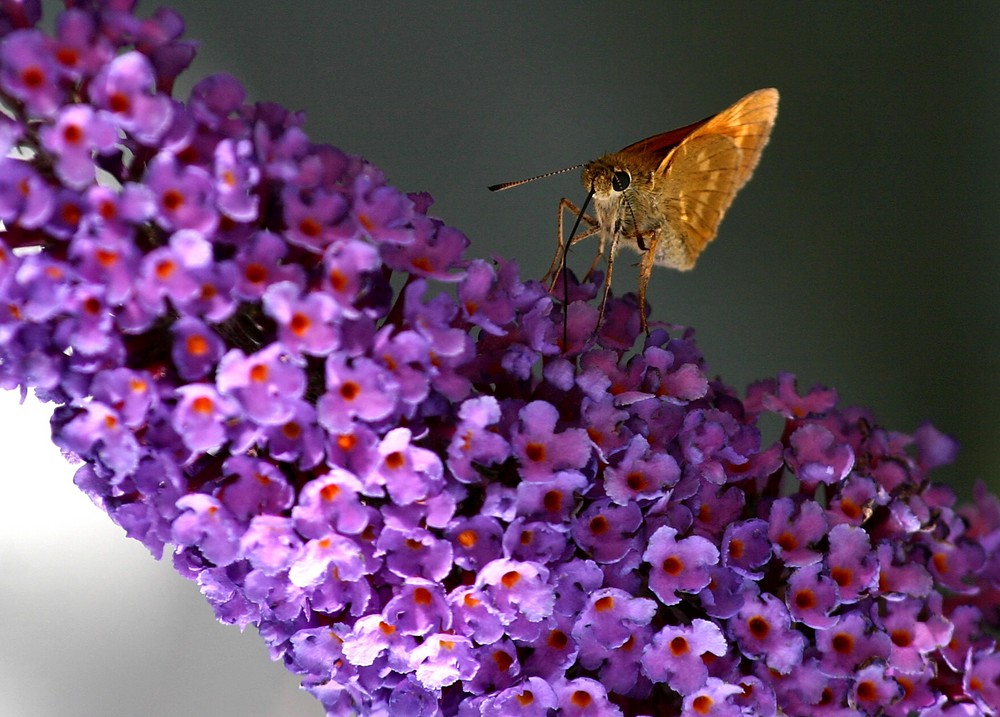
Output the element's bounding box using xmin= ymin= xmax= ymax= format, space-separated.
xmin=491 ymin=88 xmax=779 ymax=331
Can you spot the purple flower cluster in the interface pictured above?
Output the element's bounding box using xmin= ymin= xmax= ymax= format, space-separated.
xmin=2 ymin=3 xmax=1000 ymax=716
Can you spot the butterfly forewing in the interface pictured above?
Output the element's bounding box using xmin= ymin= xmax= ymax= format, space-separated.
xmin=615 ymin=115 xmax=713 ymax=169
xmin=669 ymin=88 xmax=779 ymax=193
xmin=654 ymin=88 xmax=778 ymax=268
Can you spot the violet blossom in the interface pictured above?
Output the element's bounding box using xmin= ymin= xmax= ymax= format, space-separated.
xmin=2 ymin=3 xmax=1000 ymax=717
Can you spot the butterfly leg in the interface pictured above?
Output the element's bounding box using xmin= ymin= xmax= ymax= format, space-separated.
xmin=544 ymin=197 xmax=600 ymax=289
xmin=583 ymin=234 xmax=608 ymax=280
xmin=597 ymin=231 xmax=623 ymax=326
xmin=636 ymin=234 xmax=659 ymax=332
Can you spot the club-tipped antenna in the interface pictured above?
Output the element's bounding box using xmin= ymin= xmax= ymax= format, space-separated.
xmin=488 ymin=163 xmax=585 ymax=192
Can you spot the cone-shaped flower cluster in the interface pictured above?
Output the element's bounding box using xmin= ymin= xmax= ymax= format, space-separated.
xmin=2 ymin=3 xmax=999 ymax=716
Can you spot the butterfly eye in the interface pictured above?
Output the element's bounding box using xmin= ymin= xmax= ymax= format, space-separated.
xmin=611 ymin=170 xmax=631 ymax=192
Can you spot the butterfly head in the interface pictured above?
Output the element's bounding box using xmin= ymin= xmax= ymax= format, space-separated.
xmin=582 ymin=155 xmax=637 ymax=200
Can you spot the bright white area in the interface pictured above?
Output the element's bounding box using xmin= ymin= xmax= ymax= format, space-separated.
xmin=0 ymin=389 xmax=320 ymax=717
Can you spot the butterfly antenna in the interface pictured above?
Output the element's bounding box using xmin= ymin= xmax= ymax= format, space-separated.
xmin=561 ymin=188 xmax=594 ymax=350
xmin=488 ymin=163 xmax=585 ymax=192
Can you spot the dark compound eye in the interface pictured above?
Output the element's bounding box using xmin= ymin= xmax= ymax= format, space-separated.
xmin=611 ymin=170 xmax=630 ymax=192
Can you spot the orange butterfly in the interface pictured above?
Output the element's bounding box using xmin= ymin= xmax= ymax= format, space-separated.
xmin=491 ymin=88 xmax=779 ymax=331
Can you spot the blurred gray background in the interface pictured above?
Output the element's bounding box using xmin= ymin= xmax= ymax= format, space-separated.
xmin=4 ymin=2 xmax=997 ymax=716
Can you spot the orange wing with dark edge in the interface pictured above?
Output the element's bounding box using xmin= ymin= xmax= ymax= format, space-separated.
xmin=662 ymin=88 xmax=779 ymax=190
xmin=615 ymin=115 xmax=713 ymax=168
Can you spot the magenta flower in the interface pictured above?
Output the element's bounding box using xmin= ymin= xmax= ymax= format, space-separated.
xmin=0 ymin=155 xmax=53 ymax=228
xmin=511 ymin=400 xmax=592 ymax=482
xmin=682 ymin=677 xmax=744 ymax=717
xmin=603 ymin=434 xmax=680 ymax=505
xmin=39 ymin=104 xmax=117 ymax=188
xmin=641 ymin=618 xmax=727 ymax=695
xmin=170 ymin=316 xmax=225 ymax=380
xmin=88 ymin=51 xmax=172 ymax=143
xmin=480 ymin=675 xmax=557 ymax=715
xmin=0 ymin=29 xmax=62 ymax=117
xmin=171 ymin=383 xmax=239 ymax=453
xmin=145 ymin=152 xmax=219 ymax=234
xmin=215 ymin=343 xmax=306 ymax=425
xmin=643 ymin=525 xmax=720 ymax=605
xmin=262 ymin=280 xmax=340 ymax=356
xmin=3 ymin=5 xmax=1000 ymax=717
xmin=572 ymin=498 xmax=643 ymax=564
xmin=815 ymin=611 xmax=892 ymax=677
